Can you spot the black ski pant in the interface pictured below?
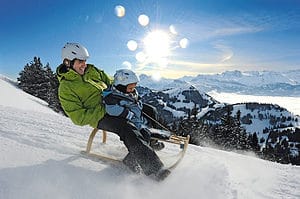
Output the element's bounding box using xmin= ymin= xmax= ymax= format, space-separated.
xmin=97 ymin=114 xmax=163 ymax=175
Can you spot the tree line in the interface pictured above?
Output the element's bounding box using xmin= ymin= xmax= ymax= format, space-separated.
xmin=172 ymin=106 xmax=300 ymax=165
xmin=18 ymin=57 xmax=63 ymax=113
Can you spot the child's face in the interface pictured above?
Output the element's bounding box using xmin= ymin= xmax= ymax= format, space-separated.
xmin=126 ymin=83 xmax=137 ymax=93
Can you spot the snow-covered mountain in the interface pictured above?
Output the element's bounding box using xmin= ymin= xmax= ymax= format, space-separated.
xmin=138 ymin=84 xmax=299 ymax=136
xmin=1 ymin=75 xmax=300 ymax=198
xmin=139 ymin=69 xmax=300 ymax=96
xmin=138 ymin=76 xmax=300 ymax=165
xmin=138 ymin=84 xmax=219 ymax=123
xmin=139 ymin=70 xmax=300 ymax=160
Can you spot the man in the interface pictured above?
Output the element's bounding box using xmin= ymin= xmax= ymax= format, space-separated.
xmin=56 ymin=42 xmax=170 ymax=181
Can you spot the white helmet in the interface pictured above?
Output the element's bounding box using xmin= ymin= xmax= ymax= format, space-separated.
xmin=113 ymin=69 xmax=139 ymax=86
xmin=61 ymin=43 xmax=89 ymax=61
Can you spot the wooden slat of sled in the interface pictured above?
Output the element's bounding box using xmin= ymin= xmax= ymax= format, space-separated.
xmin=84 ymin=128 xmax=190 ymax=170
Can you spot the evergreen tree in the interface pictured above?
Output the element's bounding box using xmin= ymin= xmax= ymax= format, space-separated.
xmin=236 ymin=110 xmax=241 ymax=121
xmin=212 ymin=107 xmax=251 ymax=150
xmin=44 ymin=64 xmax=63 ymax=113
xmin=18 ymin=57 xmax=63 ymax=113
xmin=191 ymin=103 xmax=199 ymax=119
xmin=18 ymin=57 xmax=50 ymax=101
xmin=249 ymin=132 xmax=260 ymax=151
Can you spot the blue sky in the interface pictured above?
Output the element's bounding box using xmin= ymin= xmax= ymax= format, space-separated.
xmin=0 ymin=0 xmax=299 ymax=79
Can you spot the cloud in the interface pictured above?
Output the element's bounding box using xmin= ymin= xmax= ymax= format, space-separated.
xmin=180 ymin=13 xmax=269 ymax=43
xmin=135 ymin=59 xmax=233 ymax=78
xmin=212 ymin=41 xmax=234 ymax=62
xmin=213 ymin=26 xmax=262 ymax=37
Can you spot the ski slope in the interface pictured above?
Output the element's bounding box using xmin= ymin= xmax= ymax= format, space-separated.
xmin=0 ymin=76 xmax=300 ymax=199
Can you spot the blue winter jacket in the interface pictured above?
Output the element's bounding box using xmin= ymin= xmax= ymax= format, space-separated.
xmin=102 ymin=86 xmax=145 ymax=129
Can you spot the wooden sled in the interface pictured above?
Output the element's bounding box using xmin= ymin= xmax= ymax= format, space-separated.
xmin=82 ymin=128 xmax=190 ymax=170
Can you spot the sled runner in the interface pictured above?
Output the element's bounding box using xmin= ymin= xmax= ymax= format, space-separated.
xmin=82 ymin=128 xmax=190 ymax=170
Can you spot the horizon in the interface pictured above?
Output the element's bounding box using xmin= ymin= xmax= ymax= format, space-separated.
xmin=1 ymin=0 xmax=300 ymax=80
xmin=2 ymin=67 xmax=300 ymax=82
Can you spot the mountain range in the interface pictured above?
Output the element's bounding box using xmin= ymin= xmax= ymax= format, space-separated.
xmin=137 ymin=70 xmax=300 ymax=165
xmin=137 ymin=84 xmax=299 ymax=147
xmin=139 ymin=69 xmax=300 ymax=96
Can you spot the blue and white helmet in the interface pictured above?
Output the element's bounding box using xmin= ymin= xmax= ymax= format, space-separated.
xmin=61 ymin=43 xmax=89 ymax=61
xmin=113 ymin=69 xmax=139 ymax=86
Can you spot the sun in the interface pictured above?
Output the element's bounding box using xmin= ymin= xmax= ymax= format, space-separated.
xmin=143 ymin=30 xmax=171 ymax=61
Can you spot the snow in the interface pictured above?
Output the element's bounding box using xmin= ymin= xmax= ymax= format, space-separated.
xmin=1 ymin=76 xmax=300 ymax=199
xmin=140 ymin=69 xmax=300 ymax=97
xmin=208 ymin=90 xmax=300 ymax=116
xmin=0 ymin=75 xmax=56 ymax=115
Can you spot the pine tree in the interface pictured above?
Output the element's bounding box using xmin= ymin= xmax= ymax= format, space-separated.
xmin=44 ymin=64 xmax=63 ymax=113
xmin=18 ymin=57 xmax=50 ymax=101
xmin=212 ymin=106 xmax=251 ymax=150
xmin=250 ymin=132 xmax=260 ymax=151
xmin=191 ymin=103 xmax=199 ymax=119
xmin=18 ymin=57 xmax=63 ymax=113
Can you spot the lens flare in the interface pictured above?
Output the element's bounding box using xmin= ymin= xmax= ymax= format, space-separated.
xmin=135 ymin=52 xmax=146 ymax=62
xmin=179 ymin=38 xmax=189 ymax=48
xmin=169 ymin=25 xmax=178 ymax=35
xmin=115 ymin=5 xmax=125 ymax=18
xmin=127 ymin=40 xmax=138 ymax=51
xmin=122 ymin=61 xmax=132 ymax=69
xmin=120 ymin=9 xmax=188 ymax=79
xmin=138 ymin=14 xmax=150 ymax=26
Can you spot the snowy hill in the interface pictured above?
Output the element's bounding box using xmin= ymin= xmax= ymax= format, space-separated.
xmin=139 ymin=69 xmax=300 ymax=96
xmin=0 ymin=75 xmax=56 ymax=114
xmin=201 ymin=102 xmax=300 ymax=154
xmin=1 ymin=76 xmax=300 ymax=199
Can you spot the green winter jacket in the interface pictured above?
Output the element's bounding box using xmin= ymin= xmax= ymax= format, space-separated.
xmin=56 ymin=64 xmax=112 ymax=128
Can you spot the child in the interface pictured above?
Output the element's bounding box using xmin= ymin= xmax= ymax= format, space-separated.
xmin=103 ymin=69 xmax=164 ymax=150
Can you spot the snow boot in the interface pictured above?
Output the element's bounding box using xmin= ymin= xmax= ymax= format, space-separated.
xmin=122 ymin=153 xmax=142 ymax=174
xmin=154 ymin=169 xmax=171 ymax=181
xmin=150 ymin=139 xmax=165 ymax=151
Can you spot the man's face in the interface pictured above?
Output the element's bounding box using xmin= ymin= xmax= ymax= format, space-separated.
xmin=126 ymin=83 xmax=137 ymax=93
xmin=73 ymin=59 xmax=87 ymax=75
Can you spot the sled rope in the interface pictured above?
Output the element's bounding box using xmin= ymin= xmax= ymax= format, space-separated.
xmin=142 ymin=112 xmax=173 ymax=133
